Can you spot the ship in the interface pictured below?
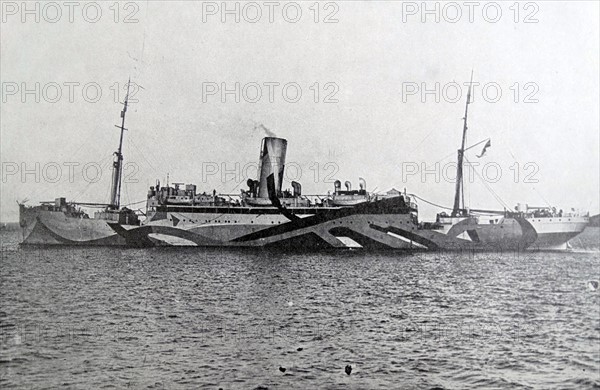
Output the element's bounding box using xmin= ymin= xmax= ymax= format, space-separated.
xmin=19 ymin=81 xmax=141 ymax=245
xmin=18 ymin=77 xmax=586 ymax=251
xmin=106 ymin=136 xmax=536 ymax=251
xmin=428 ymin=72 xmax=588 ymax=250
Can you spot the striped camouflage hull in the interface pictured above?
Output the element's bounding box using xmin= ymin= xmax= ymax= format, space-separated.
xmin=19 ymin=205 xmax=133 ymax=246
xmin=19 ymin=197 xmax=539 ymax=251
xmin=111 ymin=197 xmax=538 ymax=251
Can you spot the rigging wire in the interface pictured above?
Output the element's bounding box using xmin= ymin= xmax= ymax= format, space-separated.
xmin=71 ymin=155 xmax=114 ymax=203
xmin=407 ymin=126 xmax=436 ymax=155
xmin=464 ymin=156 xmax=511 ymax=210
xmin=24 ymin=147 xmax=113 ymax=203
xmin=124 ymin=181 xmax=131 ymax=208
xmin=121 ymin=199 xmax=147 ymax=207
xmin=408 ymin=193 xmax=453 ymax=211
xmin=127 ymin=136 xmax=158 ymax=173
xmin=533 ymin=187 xmax=552 ymax=208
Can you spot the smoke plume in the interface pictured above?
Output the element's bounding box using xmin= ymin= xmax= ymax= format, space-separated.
xmin=254 ymin=123 xmax=277 ymax=138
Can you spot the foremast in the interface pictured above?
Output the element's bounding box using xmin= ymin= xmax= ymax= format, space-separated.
xmin=109 ymin=79 xmax=131 ymax=210
xmin=452 ymin=71 xmax=473 ymax=217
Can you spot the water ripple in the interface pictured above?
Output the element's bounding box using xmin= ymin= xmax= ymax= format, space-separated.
xmin=1 ymin=229 xmax=599 ymax=388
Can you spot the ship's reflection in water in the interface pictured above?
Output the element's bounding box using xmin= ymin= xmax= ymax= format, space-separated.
xmin=1 ymin=228 xmax=599 ymax=389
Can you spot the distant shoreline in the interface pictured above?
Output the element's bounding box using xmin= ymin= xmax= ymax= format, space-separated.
xmin=589 ymin=214 xmax=600 ymax=227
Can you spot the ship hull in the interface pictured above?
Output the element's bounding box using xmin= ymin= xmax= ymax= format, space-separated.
xmin=431 ymin=215 xmax=538 ymax=252
xmin=434 ymin=214 xmax=588 ymax=251
xmin=20 ymin=198 xmax=548 ymax=251
xmin=19 ymin=206 xmax=130 ymax=246
xmin=111 ymin=197 xmax=536 ymax=251
xmin=113 ymin=198 xmax=423 ymax=249
xmin=526 ymin=216 xmax=589 ymax=250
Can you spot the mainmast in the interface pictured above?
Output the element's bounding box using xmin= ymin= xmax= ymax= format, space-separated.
xmin=109 ymin=79 xmax=131 ymax=210
xmin=452 ymin=71 xmax=473 ymax=217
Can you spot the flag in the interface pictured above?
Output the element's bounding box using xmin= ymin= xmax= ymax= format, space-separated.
xmin=477 ymin=140 xmax=491 ymax=158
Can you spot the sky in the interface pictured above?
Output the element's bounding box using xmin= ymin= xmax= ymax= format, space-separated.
xmin=1 ymin=0 xmax=599 ymax=221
